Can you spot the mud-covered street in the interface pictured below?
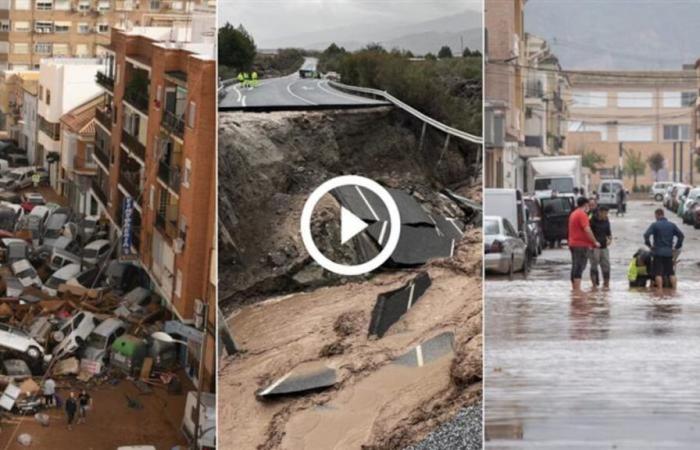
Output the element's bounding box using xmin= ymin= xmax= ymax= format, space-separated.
xmin=485 ymin=200 xmax=700 ymax=449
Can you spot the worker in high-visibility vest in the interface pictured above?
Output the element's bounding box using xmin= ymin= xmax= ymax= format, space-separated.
xmin=237 ymin=72 xmax=244 ymax=85
xmin=242 ymin=72 xmax=250 ymax=88
xmin=251 ymin=71 xmax=258 ymax=88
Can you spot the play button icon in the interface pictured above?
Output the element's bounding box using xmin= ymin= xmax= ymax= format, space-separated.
xmin=300 ymin=175 xmax=401 ymax=276
xmin=340 ymin=207 xmax=369 ymax=245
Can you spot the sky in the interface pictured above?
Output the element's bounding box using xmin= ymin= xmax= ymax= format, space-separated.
xmin=525 ymin=0 xmax=700 ymax=70
xmin=220 ymin=0 xmax=482 ymax=49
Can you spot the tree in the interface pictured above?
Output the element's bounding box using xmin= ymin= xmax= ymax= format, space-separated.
xmin=438 ymin=46 xmax=453 ymax=59
xmin=425 ymin=52 xmax=437 ymax=61
xmin=218 ymin=23 xmax=256 ymax=72
xmin=647 ymin=152 xmax=665 ymax=180
xmin=624 ymin=149 xmax=646 ymax=190
xmin=364 ymin=43 xmax=386 ymax=53
xmin=581 ymin=149 xmax=606 ymax=173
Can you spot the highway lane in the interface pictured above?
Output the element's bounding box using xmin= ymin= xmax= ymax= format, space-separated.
xmin=219 ymin=57 xmax=389 ymax=109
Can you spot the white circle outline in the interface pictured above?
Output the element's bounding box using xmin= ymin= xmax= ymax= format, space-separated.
xmin=300 ymin=175 xmax=401 ymax=276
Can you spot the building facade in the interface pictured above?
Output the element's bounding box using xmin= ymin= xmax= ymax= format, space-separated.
xmin=565 ymin=68 xmax=696 ymax=190
xmin=93 ymin=26 xmax=215 ymax=389
xmin=484 ymin=0 xmax=526 ymax=189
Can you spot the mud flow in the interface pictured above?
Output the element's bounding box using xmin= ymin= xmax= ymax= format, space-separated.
xmin=486 ymin=201 xmax=700 ymax=449
xmin=218 ymin=109 xmax=482 ymax=449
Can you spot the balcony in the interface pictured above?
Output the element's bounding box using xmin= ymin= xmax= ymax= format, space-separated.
xmin=96 ymin=72 xmax=115 ymax=91
xmin=91 ymin=178 xmax=108 ymax=205
xmin=155 ymin=210 xmax=179 ymax=240
xmin=161 ymin=110 xmax=185 ymax=139
xmin=95 ymin=106 xmax=112 ymax=131
xmin=118 ymin=170 xmax=141 ymax=200
xmin=524 ymin=135 xmax=543 ymax=149
xmin=39 ymin=116 xmax=60 ymax=141
xmin=158 ymin=160 xmax=181 ymax=192
xmin=94 ymin=142 xmax=109 ymax=168
xmin=124 ymin=90 xmax=149 ymax=115
xmin=121 ymin=129 xmax=146 ymax=161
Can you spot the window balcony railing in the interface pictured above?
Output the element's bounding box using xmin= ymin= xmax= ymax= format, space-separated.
xmin=91 ymin=178 xmax=108 ymax=205
xmin=157 ymin=160 xmax=181 ymax=192
xmin=155 ymin=211 xmax=179 ymax=240
xmin=95 ymin=106 xmax=112 ymax=131
xmin=118 ymin=170 xmax=141 ymax=200
xmin=121 ymin=129 xmax=146 ymax=161
xmin=161 ymin=110 xmax=185 ymax=138
xmin=93 ymin=142 xmax=110 ymax=167
xmin=96 ymin=71 xmax=115 ymax=91
xmin=123 ymin=90 xmax=149 ymax=115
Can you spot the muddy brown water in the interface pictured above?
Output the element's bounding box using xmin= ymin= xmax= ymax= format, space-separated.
xmin=485 ymin=201 xmax=700 ymax=449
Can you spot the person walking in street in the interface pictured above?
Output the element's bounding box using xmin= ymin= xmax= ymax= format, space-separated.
xmin=42 ymin=377 xmax=56 ymax=408
xmin=590 ymin=206 xmax=612 ymax=288
xmin=568 ymin=197 xmax=601 ymax=291
xmin=644 ymin=208 xmax=684 ymax=290
xmin=77 ymin=389 xmax=92 ymax=424
xmin=65 ymin=391 xmax=77 ymax=430
xmin=616 ymin=188 xmax=626 ymax=217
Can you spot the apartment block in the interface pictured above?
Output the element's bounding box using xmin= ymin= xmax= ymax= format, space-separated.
xmin=92 ymin=26 xmax=215 ymax=389
xmin=484 ymin=0 xmax=527 ymax=189
xmin=0 ymin=0 xmax=210 ymax=71
xmin=0 ymin=70 xmax=37 ymax=139
xmin=565 ymin=67 xmax=696 ymax=189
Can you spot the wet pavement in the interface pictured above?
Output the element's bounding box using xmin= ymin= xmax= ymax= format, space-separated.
xmin=485 ymin=200 xmax=700 ymax=449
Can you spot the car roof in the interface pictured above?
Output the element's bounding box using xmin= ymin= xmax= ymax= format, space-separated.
xmin=11 ymin=259 xmax=32 ymax=270
xmin=85 ymin=239 xmax=110 ymax=249
xmin=92 ymin=318 xmax=125 ymax=335
xmin=51 ymin=263 xmax=82 ymax=279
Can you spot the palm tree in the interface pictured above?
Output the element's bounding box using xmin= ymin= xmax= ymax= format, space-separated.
xmin=624 ymin=149 xmax=646 ymax=190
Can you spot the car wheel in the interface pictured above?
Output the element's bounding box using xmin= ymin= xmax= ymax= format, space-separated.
xmin=655 ymin=194 xmax=663 ymax=201
xmin=52 ymin=331 xmax=65 ymax=343
xmin=27 ymin=346 xmax=40 ymax=360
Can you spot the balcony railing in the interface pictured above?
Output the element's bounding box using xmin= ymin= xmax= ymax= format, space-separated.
xmin=121 ymin=129 xmax=146 ymax=161
xmin=118 ymin=170 xmax=141 ymax=199
xmin=161 ymin=109 xmax=185 ymax=138
xmin=39 ymin=116 xmax=60 ymax=141
xmin=155 ymin=211 xmax=178 ymax=240
xmin=124 ymin=90 xmax=149 ymax=114
xmin=91 ymin=178 xmax=108 ymax=205
xmin=95 ymin=107 xmax=112 ymax=131
xmin=93 ymin=142 xmax=110 ymax=167
xmin=96 ymin=71 xmax=115 ymax=91
xmin=158 ymin=160 xmax=181 ymax=192
xmin=524 ymin=135 xmax=543 ymax=149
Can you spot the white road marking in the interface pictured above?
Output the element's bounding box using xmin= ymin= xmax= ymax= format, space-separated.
xmin=447 ymin=218 xmax=464 ymax=236
xmin=286 ymin=79 xmax=317 ymax=105
xmin=233 ymin=84 xmax=242 ymax=103
xmin=429 ymin=215 xmax=442 ymax=236
xmin=449 ymin=239 xmax=455 ymax=257
xmin=416 ymin=344 xmax=424 ymax=367
xmin=355 ymin=186 xmax=379 ymax=221
xmin=377 ymin=221 xmax=388 ymax=245
xmin=317 ymin=80 xmax=368 ymax=103
xmin=407 ymin=282 xmax=416 ymax=309
xmin=241 ymin=95 xmax=246 ymax=107
xmin=259 ymin=372 xmax=293 ymax=396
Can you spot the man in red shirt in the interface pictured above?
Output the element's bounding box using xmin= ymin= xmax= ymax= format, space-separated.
xmin=568 ymin=196 xmax=601 ymax=291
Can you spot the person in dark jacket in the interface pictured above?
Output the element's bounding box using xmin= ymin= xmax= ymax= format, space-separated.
xmin=65 ymin=391 xmax=77 ymax=430
xmin=590 ymin=206 xmax=612 ymax=287
xmin=644 ymin=208 xmax=684 ymax=290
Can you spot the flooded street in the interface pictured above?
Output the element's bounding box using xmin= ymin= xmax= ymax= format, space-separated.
xmin=485 ymin=200 xmax=700 ymax=449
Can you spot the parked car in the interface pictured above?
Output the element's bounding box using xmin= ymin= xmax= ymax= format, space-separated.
xmin=672 ymin=184 xmax=690 ymax=212
xmin=42 ymin=210 xmax=70 ymax=248
xmin=6 ymin=167 xmax=35 ymax=190
xmin=484 ymin=215 xmax=527 ymax=275
xmin=540 ymin=196 xmax=574 ymax=247
xmin=51 ymin=310 xmax=98 ymax=356
xmin=484 ymin=188 xmax=529 ymax=249
xmin=42 ymin=262 xmax=82 ymax=296
xmin=1 ymin=238 xmax=29 ymax=264
xmin=0 ymin=206 xmax=16 ymax=232
xmin=651 ymin=181 xmax=674 ymax=202
xmin=79 ymin=215 xmax=102 ymax=242
xmin=83 ymin=318 xmax=127 ymax=365
xmin=0 ymin=322 xmax=48 ymax=360
xmin=683 ymin=199 xmax=700 ymax=225
xmin=29 ymin=205 xmax=50 ymax=223
xmin=20 ymin=192 xmax=45 ymax=213
xmin=82 ymin=239 xmax=111 ymax=265
xmin=0 ymin=359 xmax=32 ymax=382
xmin=680 ymin=187 xmax=700 ymax=222
xmin=48 ymin=247 xmax=82 ymax=271
xmin=597 ymin=179 xmax=625 ymax=210
xmin=11 ymin=259 xmax=41 ymax=288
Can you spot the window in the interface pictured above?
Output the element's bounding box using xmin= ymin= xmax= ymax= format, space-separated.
xmin=15 ymin=0 xmax=29 ymax=9
xmin=77 ymin=23 xmax=90 ymax=34
xmin=78 ymin=0 xmax=90 ymax=10
xmin=35 ymin=0 xmax=52 ymax=10
xmin=149 ymin=0 xmax=159 ymax=9
xmin=54 ymin=21 xmax=70 ymax=33
xmin=617 ymin=125 xmax=653 ymax=142
xmin=13 ymin=43 xmax=29 ymax=54
xmin=53 ymin=43 xmax=69 ymax=56
xmin=617 ymin=91 xmax=653 ymax=108
xmin=54 ymin=0 xmax=69 ymax=9
xmin=34 ymin=42 xmax=52 ymax=54
xmin=14 ymin=21 xmax=30 ymax=32
xmin=97 ymin=23 xmax=109 ymax=33
xmin=187 ymin=101 xmax=196 ymax=128
xmin=183 ymin=158 xmax=191 ymax=188
xmin=0 ymin=21 xmax=9 ymax=32
xmin=98 ymin=0 xmax=109 ymax=10
xmin=567 ymin=121 xmax=609 ymax=141
xmin=664 ymin=91 xmax=696 ymax=108
xmin=572 ymin=90 xmax=607 ymax=108
xmin=75 ymin=44 xmax=89 ymax=56
xmin=34 ymin=21 xmax=53 ymax=33
xmin=663 ymin=124 xmax=690 ymax=141
xmin=45 ymin=89 xmax=51 ymax=105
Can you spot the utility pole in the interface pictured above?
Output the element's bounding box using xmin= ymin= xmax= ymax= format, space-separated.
xmin=680 ymin=141 xmax=684 ymax=183
xmin=673 ymin=142 xmax=677 ymax=182
xmin=691 ymin=141 xmax=695 ymax=185
xmin=618 ymin=142 xmax=624 ymax=179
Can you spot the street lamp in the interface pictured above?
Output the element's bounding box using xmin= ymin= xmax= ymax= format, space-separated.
xmin=151 ymin=314 xmax=209 ymax=450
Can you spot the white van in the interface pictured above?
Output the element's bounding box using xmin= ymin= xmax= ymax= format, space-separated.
xmin=52 ymin=310 xmax=97 ymax=356
xmin=597 ymin=179 xmax=625 ymax=209
xmin=181 ymin=391 xmax=216 ymax=450
xmin=83 ymin=318 xmax=126 ymax=364
xmin=42 ymin=263 xmax=82 ymax=296
xmin=651 ymin=181 xmax=673 ymax=202
xmin=7 ymin=167 xmax=34 ymax=190
xmin=484 ymin=188 xmax=528 ymax=243
xmin=82 ymin=239 xmax=111 ymax=265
